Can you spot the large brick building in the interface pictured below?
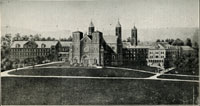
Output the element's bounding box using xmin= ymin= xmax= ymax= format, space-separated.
xmin=10 ymin=40 xmax=72 ymax=62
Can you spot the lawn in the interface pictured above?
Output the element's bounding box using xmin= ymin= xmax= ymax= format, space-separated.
xmin=118 ymin=65 xmax=158 ymax=73
xmin=166 ymin=68 xmax=199 ymax=76
xmin=1 ymin=77 xmax=199 ymax=105
xmin=158 ymin=74 xmax=199 ymax=80
xmin=8 ymin=67 xmax=154 ymax=78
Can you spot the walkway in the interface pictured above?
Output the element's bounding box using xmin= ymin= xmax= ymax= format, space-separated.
xmin=147 ymin=67 xmax=175 ymax=79
xmin=1 ymin=61 xmax=64 ymax=76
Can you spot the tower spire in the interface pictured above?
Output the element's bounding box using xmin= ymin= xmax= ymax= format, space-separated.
xmin=89 ymin=20 xmax=95 ymax=35
xmin=116 ymin=18 xmax=121 ymax=27
xmin=89 ymin=19 xmax=94 ymax=27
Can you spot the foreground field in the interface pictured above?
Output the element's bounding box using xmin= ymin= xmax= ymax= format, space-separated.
xmin=2 ymin=77 xmax=198 ymax=105
xmin=8 ymin=67 xmax=154 ymax=78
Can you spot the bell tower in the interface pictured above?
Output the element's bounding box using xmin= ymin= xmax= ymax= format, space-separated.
xmin=131 ymin=25 xmax=137 ymax=46
xmin=115 ymin=20 xmax=123 ymax=65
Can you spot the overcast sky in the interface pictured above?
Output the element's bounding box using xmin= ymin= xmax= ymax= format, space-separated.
xmin=1 ymin=0 xmax=199 ymax=32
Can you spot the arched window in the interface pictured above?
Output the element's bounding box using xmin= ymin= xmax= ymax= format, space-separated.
xmin=16 ymin=44 xmax=20 ymax=48
xmin=41 ymin=44 xmax=46 ymax=48
xmin=112 ymin=55 xmax=115 ymax=60
xmin=111 ymin=46 xmax=115 ymax=50
xmin=94 ymin=58 xmax=98 ymax=65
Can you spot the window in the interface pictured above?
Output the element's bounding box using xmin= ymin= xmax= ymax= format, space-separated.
xmin=112 ymin=55 xmax=115 ymax=60
xmin=41 ymin=44 xmax=46 ymax=48
xmin=16 ymin=44 xmax=20 ymax=48
xmin=111 ymin=46 xmax=115 ymax=50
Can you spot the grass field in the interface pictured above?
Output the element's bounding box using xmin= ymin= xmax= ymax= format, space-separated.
xmin=8 ymin=67 xmax=154 ymax=78
xmin=158 ymin=74 xmax=199 ymax=80
xmin=165 ymin=69 xmax=199 ymax=76
xmin=2 ymin=77 xmax=199 ymax=105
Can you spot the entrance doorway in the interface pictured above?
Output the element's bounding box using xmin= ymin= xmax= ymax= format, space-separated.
xmin=82 ymin=55 xmax=90 ymax=66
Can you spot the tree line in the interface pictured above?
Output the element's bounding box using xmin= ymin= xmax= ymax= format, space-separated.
xmin=156 ymin=38 xmax=195 ymax=47
xmin=9 ymin=33 xmax=73 ymax=41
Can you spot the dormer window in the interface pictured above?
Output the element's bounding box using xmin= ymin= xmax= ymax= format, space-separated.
xmin=41 ymin=44 xmax=46 ymax=48
xmin=16 ymin=44 xmax=20 ymax=48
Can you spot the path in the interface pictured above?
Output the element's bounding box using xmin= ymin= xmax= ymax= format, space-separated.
xmin=2 ymin=74 xmax=198 ymax=83
xmin=147 ymin=67 xmax=175 ymax=79
xmin=1 ymin=61 xmax=64 ymax=76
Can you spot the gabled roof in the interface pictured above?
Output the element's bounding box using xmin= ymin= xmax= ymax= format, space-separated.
xmin=35 ymin=41 xmax=59 ymax=48
xmin=80 ymin=35 xmax=92 ymax=41
xmin=73 ymin=31 xmax=82 ymax=33
xmin=103 ymin=35 xmax=117 ymax=44
xmin=122 ymin=42 xmax=152 ymax=49
xmin=11 ymin=41 xmax=28 ymax=48
xmin=60 ymin=41 xmax=72 ymax=47
xmin=180 ymin=46 xmax=194 ymax=51
xmin=11 ymin=41 xmax=59 ymax=48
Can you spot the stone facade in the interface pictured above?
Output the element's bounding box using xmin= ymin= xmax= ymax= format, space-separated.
xmin=71 ymin=21 xmax=123 ymax=66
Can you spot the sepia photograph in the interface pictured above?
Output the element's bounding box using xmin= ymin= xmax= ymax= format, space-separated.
xmin=1 ymin=0 xmax=199 ymax=105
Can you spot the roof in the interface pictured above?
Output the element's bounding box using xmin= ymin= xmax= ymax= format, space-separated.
xmin=35 ymin=41 xmax=59 ymax=48
xmin=103 ymin=35 xmax=117 ymax=44
xmin=11 ymin=41 xmax=59 ymax=48
xmin=133 ymin=26 xmax=137 ymax=30
xmin=181 ymin=46 xmax=194 ymax=51
xmin=122 ymin=42 xmax=152 ymax=49
xmin=11 ymin=41 xmax=28 ymax=48
xmin=73 ymin=31 xmax=83 ymax=33
xmin=60 ymin=41 xmax=72 ymax=47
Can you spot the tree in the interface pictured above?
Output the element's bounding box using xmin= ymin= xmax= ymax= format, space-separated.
xmin=185 ymin=38 xmax=192 ymax=47
xmin=168 ymin=39 xmax=175 ymax=45
xmin=173 ymin=52 xmax=199 ymax=75
xmin=165 ymin=39 xmax=169 ymax=43
xmin=36 ymin=56 xmax=46 ymax=64
xmin=172 ymin=38 xmax=184 ymax=46
xmin=33 ymin=34 xmax=41 ymax=41
xmin=127 ymin=37 xmax=131 ymax=42
xmin=22 ymin=35 xmax=29 ymax=41
xmin=67 ymin=36 xmax=73 ymax=41
xmin=60 ymin=38 xmax=67 ymax=41
xmin=193 ymin=42 xmax=199 ymax=51
xmin=12 ymin=59 xmax=20 ymax=70
xmin=13 ymin=33 xmax=22 ymax=41
xmin=47 ymin=37 xmax=52 ymax=41
xmin=41 ymin=37 xmax=46 ymax=41
xmin=47 ymin=54 xmax=56 ymax=61
xmin=4 ymin=34 xmax=12 ymax=45
xmin=156 ymin=39 xmax=160 ymax=42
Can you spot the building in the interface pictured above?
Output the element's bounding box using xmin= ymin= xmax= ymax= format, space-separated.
xmin=179 ymin=46 xmax=195 ymax=55
xmin=123 ymin=43 xmax=148 ymax=66
xmin=146 ymin=42 xmax=180 ymax=69
xmin=122 ymin=25 xmax=150 ymax=66
xmin=10 ymin=40 xmax=62 ymax=61
xmin=71 ymin=21 xmax=123 ymax=66
xmin=58 ymin=41 xmax=72 ymax=61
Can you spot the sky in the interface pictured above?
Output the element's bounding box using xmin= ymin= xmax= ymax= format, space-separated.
xmin=1 ymin=0 xmax=199 ymax=34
